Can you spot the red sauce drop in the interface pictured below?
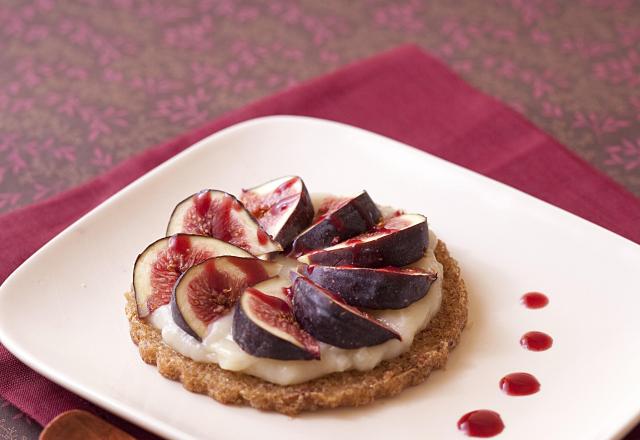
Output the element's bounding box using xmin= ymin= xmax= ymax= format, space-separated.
xmin=313 ymin=197 xmax=349 ymax=222
xmin=499 ymin=372 xmax=540 ymax=396
xmin=194 ymin=190 xmax=212 ymax=217
xmin=203 ymin=259 xmax=224 ymax=290
xmin=247 ymin=287 xmax=291 ymax=313
xmin=520 ymin=331 xmax=553 ymax=351
xmin=329 ymin=215 xmax=345 ymax=231
xmin=457 ymin=410 xmax=504 ymax=437
xmin=274 ymin=177 xmax=298 ymax=195
xmin=184 ymin=193 xmax=240 ymax=245
xmin=306 ymin=265 xmax=315 ymax=274
xmin=282 ymin=286 xmax=294 ymax=301
xmin=168 ymin=234 xmax=191 ymax=255
xmin=248 ymin=287 xmax=320 ymax=358
xmin=521 ymin=291 xmax=549 ymax=309
xmin=230 ymin=257 xmax=269 ymax=286
xmin=188 ymin=257 xmax=273 ymax=324
xmin=256 ymin=229 xmax=270 ymax=245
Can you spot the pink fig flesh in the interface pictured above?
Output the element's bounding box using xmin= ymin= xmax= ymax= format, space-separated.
xmin=240 ymin=176 xmax=314 ymax=249
xmin=233 ymin=286 xmax=321 ymax=360
xmin=171 ymin=256 xmax=281 ymax=340
xmin=133 ymin=234 xmax=252 ymax=319
xmin=166 ymin=190 xmax=282 ymax=256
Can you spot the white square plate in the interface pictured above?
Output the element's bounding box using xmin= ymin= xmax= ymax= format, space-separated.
xmin=1 ymin=116 xmax=639 ymax=440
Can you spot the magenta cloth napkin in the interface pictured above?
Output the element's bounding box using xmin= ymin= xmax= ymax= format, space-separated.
xmin=1 ymin=45 xmax=639 ymax=437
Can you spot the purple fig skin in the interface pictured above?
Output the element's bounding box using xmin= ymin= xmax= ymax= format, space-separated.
xmin=276 ymin=184 xmax=314 ymax=249
xmin=290 ymin=191 xmax=381 ymax=256
xmin=292 ymin=276 xmax=401 ymax=349
xmin=170 ymin=256 xmax=281 ymax=341
xmin=299 ymin=217 xmax=428 ymax=268
xmin=241 ymin=176 xmax=315 ymax=250
xmin=170 ymin=273 xmax=200 ymax=340
xmin=232 ymin=294 xmax=320 ymax=361
xmin=299 ymin=264 xmax=437 ymax=309
xmin=133 ymin=234 xmax=253 ymax=319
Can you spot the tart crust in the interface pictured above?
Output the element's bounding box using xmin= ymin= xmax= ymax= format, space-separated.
xmin=125 ymin=240 xmax=468 ymax=416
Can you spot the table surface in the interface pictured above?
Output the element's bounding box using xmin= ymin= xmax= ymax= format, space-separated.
xmin=1 ymin=1 xmax=639 ymax=438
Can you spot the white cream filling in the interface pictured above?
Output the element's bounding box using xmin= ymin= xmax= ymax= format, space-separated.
xmin=149 ymin=200 xmax=443 ymax=385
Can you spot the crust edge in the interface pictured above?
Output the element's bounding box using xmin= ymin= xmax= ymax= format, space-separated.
xmin=125 ymin=239 xmax=468 ymax=416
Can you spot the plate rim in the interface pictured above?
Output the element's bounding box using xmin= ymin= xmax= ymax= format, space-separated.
xmin=1 ymin=115 xmax=639 ymax=440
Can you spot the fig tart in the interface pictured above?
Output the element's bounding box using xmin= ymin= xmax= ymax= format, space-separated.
xmin=126 ymin=176 xmax=468 ymax=415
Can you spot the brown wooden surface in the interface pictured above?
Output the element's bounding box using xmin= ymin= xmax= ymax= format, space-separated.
xmin=39 ymin=410 xmax=134 ymax=440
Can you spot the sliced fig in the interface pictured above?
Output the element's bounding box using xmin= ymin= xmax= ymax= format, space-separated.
xmin=171 ymin=256 xmax=281 ymax=340
xmin=291 ymin=275 xmax=401 ymax=349
xmin=166 ymin=190 xmax=282 ymax=256
xmin=289 ymin=191 xmax=381 ymax=257
xmin=133 ymin=234 xmax=252 ymax=319
xmin=233 ymin=285 xmax=320 ymax=360
xmin=240 ymin=176 xmax=314 ymax=249
xmin=298 ymin=214 xmax=428 ymax=268
xmin=298 ymin=264 xmax=437 ymax=309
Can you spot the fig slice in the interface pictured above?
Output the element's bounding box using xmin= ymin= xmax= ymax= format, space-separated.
xmin=298 ymin=213 xmax=428 ymax=268
xmin=240 ymin=176 xmax=314 ymax=249
xmin=298 ymin=264 xmax=437 ymax=309
xmin=133 ymin=234 xmax=253 ymax=319
xmin=171 ymin=256 xmax=281 ymax=341
xmin=289 ymin=191 xmax=382 ymax=257
xmin=292 ymin=275 xmax=401 ymax=349
xmin=233 ymin=285 xmax=321 ymax=360
xmin=166 ymin=189 xmax=282 ymax=256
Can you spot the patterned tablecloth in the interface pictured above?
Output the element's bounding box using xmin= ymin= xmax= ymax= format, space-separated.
xmin=1 ymin=1 xmax=639 ymax=438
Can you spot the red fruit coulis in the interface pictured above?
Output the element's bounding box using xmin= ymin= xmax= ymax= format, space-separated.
xmin=274 ymin=177 xmax=298 ymax=195
xmin=256 ymin=229 xmax=270 ymax=245
xmin=455 ymin=289 xmax=552 ymax=435
xmin=281 ymin=286 xmax=294 ymax=302
xmin=216 ymin=195 xmax=236 ymax=242
xmin=168 ymin=234 xmax=191 ymax=254
xmin=457 ymin=410 xmax=505 ymax=437
xmin=520 ymin=331 xmax=553 ymax=351
xmin=228 ymin=256 xmax=269 ymax=285
xmin=247 ymin=287 xmax=291 ymax=313
xmin=202 ymin=259 xmax=229 ymax=291
xmin=185 ymin=192 xmax=241 ymax=244
xmin=329 ymin=215 xmax=345 ymax=231
xmin=521 ymin=291 xmax=549 ymax=309
xmin=499 ymin=372 xmax=540 ymax=396
xmin=305 ymin=265 xmax=315 ymax=274
xmin=194 ymin=190 xmax=212 ymax=217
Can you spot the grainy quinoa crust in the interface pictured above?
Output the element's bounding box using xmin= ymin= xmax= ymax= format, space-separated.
xmin=125 ymin=240 xmax=468 ymax=416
